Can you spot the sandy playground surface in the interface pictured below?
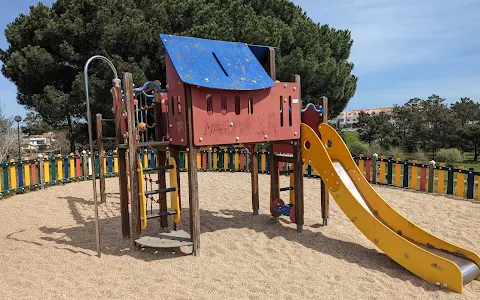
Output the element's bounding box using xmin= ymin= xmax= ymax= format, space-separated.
xmin=0 ymin=172 xmax=479 ymax=300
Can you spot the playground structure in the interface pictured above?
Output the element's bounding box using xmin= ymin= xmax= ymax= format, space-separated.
xmin=84 ymin=34 xmax=480 ymax=293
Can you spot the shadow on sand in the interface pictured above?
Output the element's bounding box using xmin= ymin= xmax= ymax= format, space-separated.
xmin=4 ymin=195 xmax=447 ymax=293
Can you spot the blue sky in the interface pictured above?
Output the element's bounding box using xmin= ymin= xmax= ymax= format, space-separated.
xmin=1 ymin=0 xmax=479 ymax=118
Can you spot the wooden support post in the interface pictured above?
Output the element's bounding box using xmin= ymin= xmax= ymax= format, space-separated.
xmin=319 ymin=95 xmax=330 ymax=226
xmin=207 ymin=148 xmax=213 ymax=171
xmin=154 ymin=81 xmax=169 ymax=230
xmin=96 ymin=114 xmax=106 ymax=203
xmin=250 ymin=144 xmax=259 ymax=215
xmin=113 ymin=80 xmax=129 ymax=238
xmin=269 ymin=144 xmax=280 ymax=211
xmin=124 ymin=73 xmax=141 ymax=246
xmin=293 ymin=139 xmax=304 ymax=232
xmin=38 ymin=154 xmax=45 ymax=190
xmin=185 ymin=85 xmax=200 ymax=256
xmin=428 ymin=160 xmax=435 ymax=193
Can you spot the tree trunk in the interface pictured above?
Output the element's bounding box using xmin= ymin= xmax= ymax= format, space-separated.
xmin=474 ymin=142 xmax=478 ymax=161
xmin=67 ymin=115 xmax=75 ymax=152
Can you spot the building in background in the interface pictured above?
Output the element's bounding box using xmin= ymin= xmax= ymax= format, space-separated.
xmin=331 ymin=107 xmax=393 ymax=129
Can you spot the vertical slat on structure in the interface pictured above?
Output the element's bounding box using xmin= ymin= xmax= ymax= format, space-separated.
xmin=24 ymin=157 xmax=31 ymax=188
xmin=202 ymin=151 xmax=207 ymax=171
xmin=223 ymin=149 xmax=228 ymax=171
xmin=185 ymin=152 xmax=189 ymax=171
xmin=56 ymin=154 xmax=63 ymax=182
xmin=125 ymin=73 xmax=141 ymax=246
xmin=69 ymin=153 xmax=75 ymax=179
xmin=437 ymin=163 xmax=445 ymax=194
xmin=2 ymin=162 xmax=9 ymax=192
xmin=358 ymin=154 xmax=365 ymax=176
xmin=411 ymin=160 xmax=418 ymax=190
xmin=44 ymin=155 xmax=50 ymax=184
xmin=420 ymin=163 xmax=427 ymax=192
xmin=31 ymin=158 xmax=37 ymax=186
xmin=428 ymin=160 xmax=435 ymax=193
xmin=466 ymin=168 xmax=474 ymax=199
xmin=402 ymin=160 xmax=409 ymax=188
xmin=371 ymin=154 xmax=378 ymax=184
xmin=240 ymin=151 xmax=245 ymax=171
xmin=251 ymin=144 xmax=259 ymax=215
xmin=394 ymin=158 xmax=401 ymax=187
xmin=477 ymin=174 xmax=480 ymax=201
xmin=113 ymin=150 xmax=119 ymax=173
xmin=293 ymin=138 xmax=304 ymax=232
xmin=63 ymin=155 xmax=69 ymax=181
xmin=17 ymin=159 xmax=23 ymax=189
xmin=234 ymin=150 xmax=239 ymax=171
xmin=365 ymin=156 xmax=371 ymax=182
xmin=9 ymin=159 xmax=17 ymax=190
xmin=379 ymin=156 xmax=386 ymax=184
xmin=143 ymin=150 xmax=148 ymax=168
xmin=82 ymin=151 xmax=88 ymax=180
xmin=245 ymin=149 xmax=250 ymax=172
xmin=185 ymin=84 xmax=201 ymax=256
xmin=213 ymin=150 xmax=218 ymax=170
xmin=261 ymin=150 xmax=267 ymax=173
xmin=103 ymin=151 xmax=108 ymax=174
xmin=38 ymin=155 xmax=44 ymax=189
xmin=387 ymin=158 xmax=393 ymax=185
xmin=446 ymin=166 xmax=454 ymax=195
xmin=75 ymin=152 xmax=81 ymax=179
xmin=107 ymin=153 xmax=113 ymax=174
xmin=456 ymin=166 xmax=465 ymax=198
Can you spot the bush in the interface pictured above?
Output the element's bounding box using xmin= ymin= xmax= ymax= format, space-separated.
xmin=348 ymin=140 xmax=369 ymax=155
xmin=411 ymin=148 xmax=428 ymax=162
xmin=436 ymin=148 xmax=463 ymax=165
xmin=368 ymin=142 xmax=384 ymax=156
xmin=386 ymin=146 xmax=405 ymax=159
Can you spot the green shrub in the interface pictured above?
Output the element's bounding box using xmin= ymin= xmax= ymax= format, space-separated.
xmin=368 ymin=142 xmax=384 ymax=156
xmin=411 ymin=148 xmax=428 ymax=162
xmin=348 ymin=140 xmax=369 ymax=155
xmin=386 ymin=146 xmax=405 ymax=159
xmin=436 ymin=148 xmax=463 ymax=165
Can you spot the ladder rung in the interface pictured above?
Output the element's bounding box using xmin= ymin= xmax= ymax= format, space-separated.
xmin=146 ymin=210 xmax=178 ymax=219
xmin=279 ymin=186 xmax=294 ymax=192
xmin=279 ymin=169 xmax=294 ymax=175
xmin=103 ymin=137 xmax=118 ymax=140
xmin=101 ymin=119 xmax=115 ymax=122
xmin=145 ymin=187 xmax=176 ymax=195
xmin=143 ymin=165 xmax=174 ymax=173
xmin=137 ymin=141 xmax=171 ymax=148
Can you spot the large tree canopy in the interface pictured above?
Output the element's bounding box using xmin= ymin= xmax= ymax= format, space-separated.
xmin=1 ymin=0 xmax=357 ymax=150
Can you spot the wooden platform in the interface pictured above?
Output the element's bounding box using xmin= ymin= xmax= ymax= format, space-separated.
xmin=135 ymin=230 xmax=193 ymax=248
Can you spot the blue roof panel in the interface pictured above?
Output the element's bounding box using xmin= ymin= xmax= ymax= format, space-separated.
xmin=160 ymin=34 xmax=275 ymax=91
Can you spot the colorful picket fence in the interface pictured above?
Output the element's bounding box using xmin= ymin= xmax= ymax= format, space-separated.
xmin=1 ymin=149 xmax=479 ymax=201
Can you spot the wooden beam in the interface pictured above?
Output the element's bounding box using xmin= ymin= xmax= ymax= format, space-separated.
xmin=319 ymin=96 xmax=330 ymax=225
xmin=124 ymin=72 xmax=141 ymax=246
xmin=269 ymin=144 xmax=279 ymax=206
xmin=185 ymin=84 xmax=200 ymax=256
xmin=113 ymin=82 xmax=130 ymax=238
xmin=169 ymin=146 xmax=183 ymax=230
xmin=96 ymin=114 xmax=106 ymax=203
xmin=293 ymin=139 xmax=304 ymax=232
xmin=267 ymin=47 xmax=276 ymax=80
xmin=250 ymin=144 xmax=259 ymax=215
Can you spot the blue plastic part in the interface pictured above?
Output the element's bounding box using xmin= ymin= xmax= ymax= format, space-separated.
xmin=272 ymin=204 xmax=292 ymax=216
xmin=247 ymin=44 xmax=277 ymax=66
xmin=301 ymin=103 xmax=323 ymax=114
xmin=132 ymin=81 xmax=167 ymax=98
xmin=160 ymin=34 xmax=276 ymax=91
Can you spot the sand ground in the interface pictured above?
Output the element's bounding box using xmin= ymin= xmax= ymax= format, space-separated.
xmin=0 ymin=172 xmax=479 ymax=300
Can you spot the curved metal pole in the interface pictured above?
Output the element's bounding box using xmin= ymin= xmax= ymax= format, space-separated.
xmin=84 ymin=55 xmax=120 ymax=258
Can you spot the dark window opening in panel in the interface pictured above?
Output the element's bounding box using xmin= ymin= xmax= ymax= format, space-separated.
xmin=221 ymin=96 xmax=227 ymax=115
xmin=235 ymin=95 xmax=240 ymax=115
xmin=206 ymin=94 xmax=213 ymax=115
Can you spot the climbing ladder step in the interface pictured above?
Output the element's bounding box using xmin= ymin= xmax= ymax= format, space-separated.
xmin=143 ymin=165 xmax=174 ymax=172
xmin=135 ymin=230 xmax=193 ymax=249
xmin=145 ymin=187 xmax=176 ymax=195
xmin=118 ymin=141 xmax=171 ymax=149
xmin=279 ymin=186 xmax=294 ymax=191
xmin=146 ymin=209 xmax=178 ymax=219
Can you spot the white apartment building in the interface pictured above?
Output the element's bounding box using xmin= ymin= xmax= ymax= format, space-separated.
xmin=331 ymin=107 xmax=393 ymax=129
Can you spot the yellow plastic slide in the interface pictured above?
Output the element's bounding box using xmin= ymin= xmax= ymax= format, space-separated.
xmin=300 ymin=123 xmax=480 ymax=293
